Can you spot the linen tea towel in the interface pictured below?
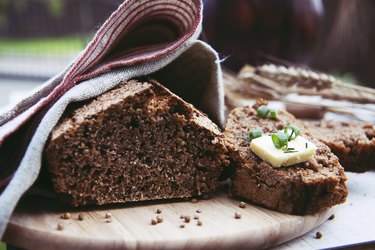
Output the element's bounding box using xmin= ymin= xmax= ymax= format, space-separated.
xmin=0 ymin=0 xmax=224 ymax=237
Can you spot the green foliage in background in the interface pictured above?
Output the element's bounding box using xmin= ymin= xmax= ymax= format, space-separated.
xmin=38 ymin=0 xmax=64 ymax=17
xmin=0 ymin=0 xmax=64 ymax=27
xmin=0 ymin=242 xmax=6 ymax=250
xmin=0 ymin=36 xmax=85 ymax=56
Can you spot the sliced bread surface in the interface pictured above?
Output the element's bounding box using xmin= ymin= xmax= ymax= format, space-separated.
xmin=45 ymin=79 xmax=231 ymax=206
xmin=224 ymin=104 xmax=347 ymax=215
xmin=302 ymin=120 xmax=375 ymax=173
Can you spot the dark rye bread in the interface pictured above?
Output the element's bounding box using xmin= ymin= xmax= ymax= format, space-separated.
xmin=302 ymin=120 xmax=375 ymax=173
xmin=224 ymin=104 xmax=347 ymax=215
xmin=44 ymin=79 xmax=231 ymax=206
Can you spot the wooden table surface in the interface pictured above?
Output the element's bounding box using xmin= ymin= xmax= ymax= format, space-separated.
xmin=4 ymin=191 xmax=333 ymax=250
xmin=6 ymin=171 xmax=374 ymax=250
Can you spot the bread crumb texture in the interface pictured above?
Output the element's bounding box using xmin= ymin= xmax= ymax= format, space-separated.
xmin=44 ymin=79 xmax=231 ymax=206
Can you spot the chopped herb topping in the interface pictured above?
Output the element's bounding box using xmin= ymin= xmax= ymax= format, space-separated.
xmin=271 ymin=124 xmax=301 ymax=149
xmin=283 ymin=149 xmax=299 ymax=153
xmin=269 ymin=109 xmax=277 ymax=119
xmin=250 ymin=128 xmax=263 ymax=139
xmin=271 ymin=131 xmax=289 ymax=149
xmin=283 ymin=147 xmax=299 ymax=153
xmin=284 ymin=124 xmax=300 ymax=141
xmin=305 ymin=142 xmax=308 ymax=148
xmin=256 ymin=105 xmax=270 ymax=118
xmin=256 ymin=105 xmax=278 ymax=119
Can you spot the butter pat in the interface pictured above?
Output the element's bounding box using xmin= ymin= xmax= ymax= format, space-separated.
xmin=250 ymin=135 xmax=317 ymax=168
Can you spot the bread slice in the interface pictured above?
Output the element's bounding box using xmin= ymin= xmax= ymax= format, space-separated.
xmin=44 ymin=79 xmax=231 ymax=206
xmin=224 ymin=102 xmax=347 ymax=215
xmin=301 ymin=120 xmax=375 ymax=173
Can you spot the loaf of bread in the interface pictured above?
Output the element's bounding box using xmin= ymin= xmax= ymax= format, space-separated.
xmin=224 ymin=102 xmax=347 ymax=215
xmin=301 ymin=120 xmax=375 ymax=172
xmin=44 ymin=79 xmax=231 ymax=206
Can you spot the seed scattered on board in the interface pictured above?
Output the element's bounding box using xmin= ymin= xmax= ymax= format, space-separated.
xmin=235 ymin=211 xmax=242 ymax=219
xmin=184 ymin=215 xmax=191 ymax=223
xmin=151 ymin=218 xmax=158 ymax=225
xmin=316 ymin=231 xmax=323 ymax=239
xmin=197 ymin=220 xmax=203 ymax=226
xmin=328 ymin=214 xmax=335 ymax=220
xmin=156 ymin=208 xmax=162 ymax=214
xmin=61 ymin=212 xmax=71 ymax=220
xmin=78 ymin=213 xmax=85 ymax=221
xmin=239 ymin=202 xmax=246 ymax=209
xmin=104 ymin=212 xmax=112 ymax=223
xmin=57 ymin=223 xmax=64 ymax=231
xmin=156 ymin=216 xmax=163 ymax=223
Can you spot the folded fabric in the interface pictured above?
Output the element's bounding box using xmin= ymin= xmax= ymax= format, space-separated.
xmin=0 ymin=0 xmax=224 ymax=237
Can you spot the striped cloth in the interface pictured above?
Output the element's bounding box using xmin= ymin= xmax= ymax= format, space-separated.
xmin=0 ymin=0 xmax=224 ymax=237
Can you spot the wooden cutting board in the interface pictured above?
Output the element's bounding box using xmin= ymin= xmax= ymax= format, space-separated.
xmin=3 ymin=193 xmax=333 ymax=249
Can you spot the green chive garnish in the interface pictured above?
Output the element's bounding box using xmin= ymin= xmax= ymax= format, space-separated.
xmin=249 ymin=128 xmax=264 ymax=139
xmin=269 ymin=109 xmax=277 ymax=119
xmin=271 ymin=131 xmax=289 ymax=149
xmin=283 ymin=147 xmax=298 ymax=153
xmin=305 ymin=142 xmax=308 ymax=148
xmin=257 ymin=105 xmax=269 ymax=118
xmin=284 ymin=124 xmax=300 ymax=141
xmin=284 ymin=150 xmax=299 ymax=153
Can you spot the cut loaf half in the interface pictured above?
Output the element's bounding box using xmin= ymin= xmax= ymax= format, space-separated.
xmin=44 ymin=79 xmax=231 ymax=206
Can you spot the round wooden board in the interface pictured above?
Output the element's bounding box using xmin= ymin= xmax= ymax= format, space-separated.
xmin=4 ymin=193 xmax=333 ymax=249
